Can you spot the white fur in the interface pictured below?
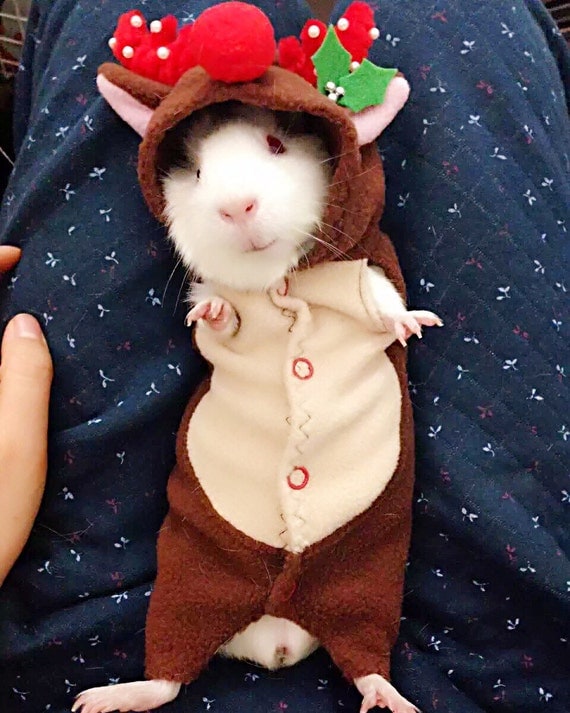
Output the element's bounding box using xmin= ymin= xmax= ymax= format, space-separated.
xmin=218 ymin=615 xmax=319 ymax=669
xmin=163 ymin=110 xmax=331 ymax=292
xmin=367 ymin=266 xmax=407 ymax=317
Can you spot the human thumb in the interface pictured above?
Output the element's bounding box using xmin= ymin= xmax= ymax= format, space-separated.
xmin=0 ymin=314 xmax=53 ymax=417
xmin=0 ymin=314 xmax=53 ymax=585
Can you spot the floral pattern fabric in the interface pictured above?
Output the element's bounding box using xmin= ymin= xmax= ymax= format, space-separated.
xmin=0 ymin=1 xmax=568 ymax=711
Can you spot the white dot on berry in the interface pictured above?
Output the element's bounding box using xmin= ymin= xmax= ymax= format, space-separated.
xmin=157 ymin=46 xmax=170 ymax=60
xmin=130 ymin=15 xmax=143 ymax=28
xmin=336 ymin=86 xmax=345 ymax=96
xmin=325 ymin=80 xmax=336 ymax=91
xmin=350 ymin=61 xmax=360 ymax=71
xmin=328 ymin=92 xmax=339 ymax=102
xmin=369 ymin=27 xmax=380 ymax=40
xmin=150 ymin=20 xmax=163 ymax=33
xmin=122 ymin=46 xmax=134 ymax=59
xmin=108 ymin=37 xmax=117 ymax=49
xmin=307 ymin=24 xmax=320 ymax=39
xmin=337 ymin=17 xmax=349 ymax=31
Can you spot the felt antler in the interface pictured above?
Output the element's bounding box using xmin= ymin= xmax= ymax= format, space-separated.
xmin=107 ymin=2 xmax=276 ymax=86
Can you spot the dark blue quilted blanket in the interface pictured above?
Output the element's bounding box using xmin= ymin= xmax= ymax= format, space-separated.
xmin=1 ymin=1 xmax=568 ymax=711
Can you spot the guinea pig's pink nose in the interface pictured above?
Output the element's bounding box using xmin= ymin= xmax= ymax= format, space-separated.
xmin=219 ymin=198 xmax=258 ymax=223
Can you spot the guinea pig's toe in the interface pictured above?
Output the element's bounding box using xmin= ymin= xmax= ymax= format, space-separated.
xmin=355 ymin=673 xmax=418 ymax=713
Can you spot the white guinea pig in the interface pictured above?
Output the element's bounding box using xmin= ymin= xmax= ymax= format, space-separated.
xmin=163 ymin=103 xmax=332 ymax=293
xmin=73 ymin=104 xmax=438 ymax=713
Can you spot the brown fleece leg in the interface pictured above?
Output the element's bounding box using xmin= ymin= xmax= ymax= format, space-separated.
xmin=295 ymin=351 xmax=416 ymax=683
xmin=145 ymin=463 xmax=283 ymax=682
xmin=294 ymin=463 xmax=414 ymax=682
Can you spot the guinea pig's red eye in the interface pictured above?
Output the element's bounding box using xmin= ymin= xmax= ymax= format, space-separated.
xmin=267 ymin=135 xmax=286 ymax=155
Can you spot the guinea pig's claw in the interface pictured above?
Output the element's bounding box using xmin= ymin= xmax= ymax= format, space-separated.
xmin=355 ymin=673 xmax=418 ymax=713
xmin=388 ymin=310 xmax=443 ymax=344
xmin=186 ymin=298 xmax=238 ymax=334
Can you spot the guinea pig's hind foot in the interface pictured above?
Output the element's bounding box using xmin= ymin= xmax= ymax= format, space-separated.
xmin=71 ymin=679 xmax=181 ymax=713
xmin=355 ymin=674 xmax=421 ymax=713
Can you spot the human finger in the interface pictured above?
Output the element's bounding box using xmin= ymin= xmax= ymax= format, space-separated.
xmin=0 ymin=245 xmax=21 ymax=274
xmin=0 ymin=314 xmax=53 ymax=585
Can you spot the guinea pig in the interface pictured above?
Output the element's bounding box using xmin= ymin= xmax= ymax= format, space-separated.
xmin=73 ymin=104 xmax=440 ymax=713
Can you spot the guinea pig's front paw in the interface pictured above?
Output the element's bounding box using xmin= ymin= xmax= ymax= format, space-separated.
xmin=355 ymin=674 xmax=421 ymax=713
xmin=72 ymin=680 xmax=181 ymax=713
xmin=185 ymin=297 xmax=238 ymax=333
xmin=384 ymin=310 xmax=443 ymax=347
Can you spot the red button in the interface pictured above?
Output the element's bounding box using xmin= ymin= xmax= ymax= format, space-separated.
xmin=292 ymin=358 xmax=314 ymax=380
xmin=287 ymin=467 xmax=310 ymax=490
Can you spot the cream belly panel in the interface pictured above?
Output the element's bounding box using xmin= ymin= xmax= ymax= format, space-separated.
xmin=187 ymin=363 xmax=291 ymax=549
xmin=277 ymin=349 xmax=401 ymax=552
xmin=187 ymin=260 xmax=403 ymax=551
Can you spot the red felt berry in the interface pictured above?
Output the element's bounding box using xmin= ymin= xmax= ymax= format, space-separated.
xmin=278 ymin=37 xmax=306 ymax=72
xmin=114 ymin=10 xmax=148 ymax=49
xmin=334 ymin=1 xmax=378 ymax=62
xmin=130 ymin=44 xmax=159 ymax=81
xmin=300 ymin=18 xmax=327 ymax=56
xmin=190 ymin=2 xmax=276 ymax=83
xmin=342 ymin=1 xmax=375 ymax=29
xmin=110 ymin=10 xmax=150 ymax=67
xmin=148 ymin=15 xmax=178 ymax=47
xmin=334 ymin=23 xmax=372 ymax=63
xmin=277 ymin=36 xmax=317 ymax=86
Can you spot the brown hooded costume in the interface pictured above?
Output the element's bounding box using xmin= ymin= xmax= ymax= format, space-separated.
xmin=96 ymin=6 xmax=414 ymax=688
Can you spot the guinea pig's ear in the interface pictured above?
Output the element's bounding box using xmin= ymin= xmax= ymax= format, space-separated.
xmin=352 ymin=76 xmax=410 ymax=146
xmin=97 ymin=63 xmax=171 ymax=138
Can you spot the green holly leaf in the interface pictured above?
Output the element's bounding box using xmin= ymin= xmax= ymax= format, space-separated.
xmin=311 ymin=26 xmax=351 ymax=94
xmin=337 ymin=60 xmax=398 ymax=113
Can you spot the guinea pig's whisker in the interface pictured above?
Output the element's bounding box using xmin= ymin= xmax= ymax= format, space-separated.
xmin=162 ymin=255 xmax=184 ymax=307
xmin=319 ymin=149 xmax=354 ymax=165
xmin=319 ymin=220 xmax=356 ymax=245
xmin=313 ymin=235 xmax=351 ymax=261
xmin=324 ymin=201 xmax=366 ymax=217
xmin=174 ymin=266 xmax=194 ymax=315
xmin=328 ymin=165 xmax=379 ymax=187
xmin=174 ymin=268 xmax=195 ymax=311
xmin=295 ymin=228 xmax=350 ymax=261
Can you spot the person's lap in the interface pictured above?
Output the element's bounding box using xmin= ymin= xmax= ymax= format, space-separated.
xmin=1 ymin=1 xmax=568 ymax=712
